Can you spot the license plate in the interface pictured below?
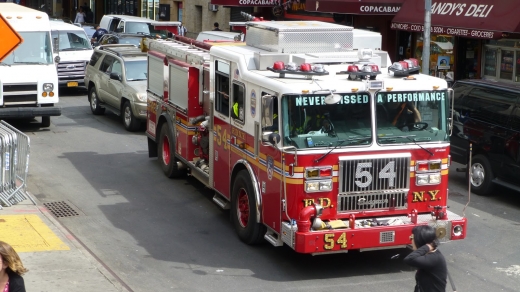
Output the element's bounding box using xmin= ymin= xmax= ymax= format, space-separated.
xmin=67 ymin=82 xmax=78 ymax=87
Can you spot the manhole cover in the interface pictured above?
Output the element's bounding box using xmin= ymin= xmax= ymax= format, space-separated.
xmin=43 ymin=201 xmax=80 ymax=218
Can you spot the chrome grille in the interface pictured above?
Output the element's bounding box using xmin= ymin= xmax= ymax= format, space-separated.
xmin=339 ymin=191 xmax=407 ymax=211
xmin=56 ymin=61 xmax=86 ymax=80
xmin=338 ymin=154 xmax=410 ymax=212
xmin=1 ymin=83 xmax=38 ymax=105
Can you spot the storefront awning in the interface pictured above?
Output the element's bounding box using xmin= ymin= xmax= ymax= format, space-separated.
xmin=391 ymin=0 xmax=520 ymax=39
xmin=210 ymin=0 xmax=278 ymax=6
xmin=306 ymin=0 xmax=404 ymax=15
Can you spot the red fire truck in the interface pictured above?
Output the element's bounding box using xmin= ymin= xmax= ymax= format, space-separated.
xmin=144 ymin=21 xmax=467 ymax=254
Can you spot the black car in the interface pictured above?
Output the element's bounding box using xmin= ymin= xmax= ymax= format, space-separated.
xmin=95 ymin=33 xmax=153 ymax=48
xmin=451 ymin=79 xmax=520 ymax=195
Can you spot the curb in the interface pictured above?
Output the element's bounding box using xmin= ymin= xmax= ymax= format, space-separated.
xmin=30 ymin=193 xmax=133 ymax=292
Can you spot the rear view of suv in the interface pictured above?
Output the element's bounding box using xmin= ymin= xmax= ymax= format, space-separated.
xmin=451 ymin=80 xmax=520 ymax=195
xmin=84 ymin=45 xmax=148 ymax=131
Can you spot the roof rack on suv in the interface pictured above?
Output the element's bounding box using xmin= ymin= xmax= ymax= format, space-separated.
xmin=98 ymin=45 xmax=144 ymax=57
xmin=98 ymin=44 xmax=138 ymax=50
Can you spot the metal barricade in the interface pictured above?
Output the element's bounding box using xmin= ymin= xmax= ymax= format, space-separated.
xmin=0 ymin=121 xmax=34 ymax=208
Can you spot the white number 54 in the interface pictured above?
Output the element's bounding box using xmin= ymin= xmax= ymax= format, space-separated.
xmin=355 ymin=161 xmax=396 ymax=188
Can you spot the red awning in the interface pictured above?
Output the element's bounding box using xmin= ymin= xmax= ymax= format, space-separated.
xmin=210 ymin=0 xmax=279 ymax=6
xmin=391 ymin=0 xmax=520 ymax=39
xmin=306 ymin=0 xmax=404 ymax=15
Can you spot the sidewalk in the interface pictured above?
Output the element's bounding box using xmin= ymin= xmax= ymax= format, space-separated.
xmin=0 ymin=197 xmax=130 ymax=292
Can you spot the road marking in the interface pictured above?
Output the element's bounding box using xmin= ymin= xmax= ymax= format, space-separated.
xmin=496 ymin=265 xmax=520 ymax=277
xmin=0 ymin=214 xmax=69 ymax=252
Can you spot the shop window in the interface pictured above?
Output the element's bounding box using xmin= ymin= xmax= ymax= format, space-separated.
xmin=500 ymin=50 xmax=514 ymax=80
xmin=484 ymin=47 xmax=497 ymax=77
xmin=415 ymin=34 xmax=455 ymax=76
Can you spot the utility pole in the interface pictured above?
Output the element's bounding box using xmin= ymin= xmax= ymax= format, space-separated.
xmin=422 ymin=0 xmax=432 ymax=75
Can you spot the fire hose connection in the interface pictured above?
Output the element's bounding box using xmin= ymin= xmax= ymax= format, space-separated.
xmin=297 ymin=203 xmax=323 ymax=232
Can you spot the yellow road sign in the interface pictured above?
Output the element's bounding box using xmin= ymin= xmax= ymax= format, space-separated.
xmin=0 ymin=13 xmax=23 ymax=62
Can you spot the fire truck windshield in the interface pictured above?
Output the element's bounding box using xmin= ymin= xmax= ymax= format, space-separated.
xmin=375 ymin=90 xmax=450 ymax=145
xmin=281 ymin=92 xmax=372 ymax=149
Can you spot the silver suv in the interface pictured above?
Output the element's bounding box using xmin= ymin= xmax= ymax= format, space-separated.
xmin=84 ymin=45 xmax=147 ymax=131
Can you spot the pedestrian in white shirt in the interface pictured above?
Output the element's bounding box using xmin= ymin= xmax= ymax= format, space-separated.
xmin=179 ymin=22 xmax=187 ymax=36
xmin=74 ymin=7 xmax=86 ymax=24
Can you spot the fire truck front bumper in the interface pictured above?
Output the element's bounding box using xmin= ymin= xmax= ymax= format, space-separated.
xmin=283 ymin=211 xmax=467 ymax=255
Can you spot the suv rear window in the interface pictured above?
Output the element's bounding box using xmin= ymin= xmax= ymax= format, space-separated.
xmin=89 ymin=52 xmax=102 ymax=66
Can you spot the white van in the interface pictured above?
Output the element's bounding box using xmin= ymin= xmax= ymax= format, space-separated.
xmin=50 ymin=21 xmax=93 ymax=89
xmin=99 ymin=15 xmax=179 ymax=39
xmin=0 ymin=3 xmax=60 ymax=127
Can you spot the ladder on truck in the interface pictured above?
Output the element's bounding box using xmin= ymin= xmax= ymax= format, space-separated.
xmin=142 ymin=38 xmax=211 ymax=66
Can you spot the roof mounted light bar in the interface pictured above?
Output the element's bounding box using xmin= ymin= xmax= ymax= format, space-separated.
xmin=267 ymin=61 xmax=329 ymax=78
xmin=388 ymin=58 xmax=420 ymax=77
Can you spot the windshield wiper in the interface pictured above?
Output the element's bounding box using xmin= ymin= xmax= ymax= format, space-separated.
xmin=314 ymin=136 xmax=371 ymax=163
xmin=405 ymin=136 xmax=434 ymax=156
xmin=380 ymin=135 xmax=433 ymax=156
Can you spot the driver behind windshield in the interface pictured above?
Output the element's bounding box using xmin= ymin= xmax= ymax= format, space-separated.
xmin=388 ymin=101 xmax=421 ymax=130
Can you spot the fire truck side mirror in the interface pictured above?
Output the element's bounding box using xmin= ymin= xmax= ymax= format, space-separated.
xmin=268 ymin=132 xmax=280 ymax=145
xmin=262 ymin=132 xmax=280 ymax=145
xmin=448 ymin=88 xmax=454 ymax=137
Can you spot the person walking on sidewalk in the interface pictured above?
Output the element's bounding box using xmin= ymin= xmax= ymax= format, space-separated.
xmin=0 ymin=241 xmax=28 ymax=292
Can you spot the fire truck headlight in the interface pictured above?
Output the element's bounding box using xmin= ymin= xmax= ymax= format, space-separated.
xmin=428 ymin=173 xmax=441 ymax=184
xmin=305 ymin=181 xmax=320 ymax=192
xmin=416 ymin=173 xmax=441 ymax=185
xmin=319 ymin=180 xmax=332 ymax=191
xmin=453 ymin=225 xmax=463 ymax=236
xmin=305 ymin=180 xmax=332 ymax=193
xmin=43 ymin=83 xmax=54 ymax=92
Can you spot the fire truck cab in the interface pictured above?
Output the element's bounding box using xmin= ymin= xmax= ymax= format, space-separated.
xmin=145 ymin=21 xmax=466 ymax=254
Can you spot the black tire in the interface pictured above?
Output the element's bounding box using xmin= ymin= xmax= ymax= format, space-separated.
xmin=89 ymin=86 xmax=105 ymax=115
xmin=158 ymin=124 xmax=182 ymax=178
xmin=41 ymin=116 xmax=51 ymax=127
xmin=122 ymin=101 xmax=141 ymax=132
xmin=231 ymin=170 xmax=265 ymax=245
xmin=468 ymin=154 xmax=495 ymax=196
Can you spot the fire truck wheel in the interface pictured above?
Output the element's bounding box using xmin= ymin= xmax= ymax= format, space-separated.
xmin=231 ymin=170 xmax=265 ymax=245
xmin=122 ymin=101 xmax=141 ymax=132
xmin=89 ymin=87 xmax=105 ymax=115
xmin=468 ymin=155 xmax=495 ymax=196
xmin=159 ymin=124 xmax=182 ymax=178
xmin=41 ymin=116 xmax=51 ymax=127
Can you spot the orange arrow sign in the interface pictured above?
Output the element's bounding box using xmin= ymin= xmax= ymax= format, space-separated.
xmin=0 ymin=13 xmax=23 ymax=62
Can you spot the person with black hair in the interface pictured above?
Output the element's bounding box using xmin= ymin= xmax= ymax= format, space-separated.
xmin=404 ymin=225 xmax=448 ymax=292
xmin=213 ymin=22 xmax=222 ymax=31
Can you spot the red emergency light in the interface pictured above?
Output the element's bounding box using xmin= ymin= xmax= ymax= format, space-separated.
xmin=267 ymin=61 xmax=329 ymax=78
xmin=339 ymin=63 xmax=381 ymax=80
xmin=388 ymin=58 xmax=421 ymax=77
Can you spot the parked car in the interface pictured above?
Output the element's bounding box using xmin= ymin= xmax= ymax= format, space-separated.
xmin=450 ymin=79 xmax=520 ymax=195
xmin=96 ymin=32 xmax=153 ymax=48
xmin=84 ymin=45 xmax=148 ymax=131
xmin=50 ymin=21 xmax=93 ymax=89
xmin=99 ymin=15 xmax=177 ymax=39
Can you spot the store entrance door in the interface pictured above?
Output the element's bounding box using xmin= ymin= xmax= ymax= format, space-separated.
xmin=456 ymin=39 xmax=481 ymax=80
